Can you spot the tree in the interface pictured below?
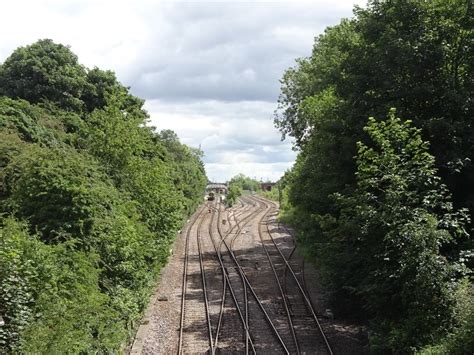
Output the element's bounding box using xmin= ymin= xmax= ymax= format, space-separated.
xmin=0 ymin=39 xmax=89 ymax=111
xmin=226 ymin=184 xmax=242 ymax=207
xmin=82 ymin=67 xmax=146 ymax=115
xmin=0 ymin=39 xmax=208 ymax=352
xmin=276 ymin=0 xmax=474 ymax=230
xmin=228 ymin=174 xmax=261 ymax=191
xmin=322 ymin=111 xmax=469 ymax=352
xmin=275 ymin=2 xmax=473 ymax=350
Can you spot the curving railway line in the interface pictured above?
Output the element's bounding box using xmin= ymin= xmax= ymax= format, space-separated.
xmin=176 ymin=195 xmax=333 ymax=354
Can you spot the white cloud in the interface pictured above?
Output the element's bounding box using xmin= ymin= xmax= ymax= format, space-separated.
xmin=0 ymin=0 xmax=367 ymax=182
xmin=144 ymin=99 xmax=297 ymax=175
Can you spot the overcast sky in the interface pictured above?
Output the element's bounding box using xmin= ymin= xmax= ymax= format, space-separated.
xmin=0 ymin=0 xmax=366 ymax=182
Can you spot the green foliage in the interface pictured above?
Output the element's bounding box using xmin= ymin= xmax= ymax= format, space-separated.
xmin=0 ymin=97 xmax=67 ymax=146
xmin=82 ymin=67 xmax=145 ymax=114
xmin=228 ymin=174 xmax=260 ymax=192
xmin=0 ymin=39 xmax=146 ymax=116
xmin=276 ymin=1 xmax=473 ymax=352
xmin=275 ymin=20 xmax=357 ymax=147
xmin=418 ymin=280 xmax=474 ymax=355
xmin=293 ymin=111 xmax=470 ymax=352
xmin=277 ymin=0 xmax=474 ymax=231
xmin=19 ymin=244 xmax=124 ymax=354
xmin=350 ymin=112 xmax=467 ymax=351
xmin=80 ymin=100 xmax=203 ymax=238
xmin=0 ymin=39 xmax=88 ymax=111
xmin=1 ymin=145 xmax=121 ymax=243
xmin=226 ymin=174 xmax=261 ymax=206
xmin=0 ymin=218 xmax=37 ymax=352
xmin=0 ymin=218 xmax=125 ymax=354
xmin=0 ymin=40 xmax=207 ymax=353
xmin=157 ymin=130 xmax=207 ymax=215
xmin=226 ymin=184 xmax=242 ymax=207
xmin=259 ymin=187 xmax=279 ymax=202
xmin=257 ymin=177 xmax=287 ymax=210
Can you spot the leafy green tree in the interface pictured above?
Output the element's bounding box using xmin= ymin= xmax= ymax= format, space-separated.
xmin=226 ymin=184 xmax=242 ymax=207
xmin=1 ymin=145 xmax=123 ymax=243
xmin=0 ymin=39 xmax=207 ymax=353
xmin=275 ymin=4 xmax=473 ymax=351
xmin=18 ymin=244 xmax=123 ymax=354
xmin=320 ymin=111 xmax=469 ymax=352
xmin=0 ymin=218 xmax=124 ymax=354
xmin=0 ymin=96 xmax=73 ymax=147
xmin=157 ymin=129 xmax=207 ymax=215
xmin=82 ymin=67 xmax=146 ymax=115
xmin=276 ymin=0 xmax=474 ymax=234
xmin=0 ymin=39 xmax=89 ymax=111
xmin=0 ymin=218 xmax=37 ymax=352
xmin=228 ymin=174 xmax=261 ymax=192
xmin=80 ymin=101 xmax=184 ymax=237
xmin=275 ymin=20 xmax=357 ymax=148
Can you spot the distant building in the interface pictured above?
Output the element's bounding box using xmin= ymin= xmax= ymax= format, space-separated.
xmin=261 ymin=182 xmax=276 ymax=191
xmin=206 ymin=183 xmax=228 ymax=195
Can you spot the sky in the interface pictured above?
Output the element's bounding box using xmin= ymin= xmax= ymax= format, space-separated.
xmin=0 ymin=0 xmax=366 ymax=182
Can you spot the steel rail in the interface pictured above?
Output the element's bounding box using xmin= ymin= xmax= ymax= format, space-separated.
xmin=196 ymin=204 xmax=215 ymax=353
xmin=216 ymin=200 xmax=257 ymax=354
xmin=208 ymin=199 xmax=258 ymax=354
xmin=228 ymin=201 xmax=253 ymax=353
xmin=255 ymin=199 xmax=301 ymax=354
xmin=217 ymin=200 xmax=261 ymax=354
xmin=216 ymin=200 xmax=291 ymax=354
xmin=249 ymin=195 xmax=334 ymax=355
xmin=178 ymin=205 xmax=207 ymax=355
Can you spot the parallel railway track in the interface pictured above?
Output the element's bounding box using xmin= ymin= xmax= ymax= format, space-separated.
xmin=178 ymin=195 xmax=333 ymax=354
xmin=249 ymin=195 xmax=333 ymax=354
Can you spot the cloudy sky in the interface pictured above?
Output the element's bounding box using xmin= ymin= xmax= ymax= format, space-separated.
xmin=0 ymin=0 xmax=366 ymax=182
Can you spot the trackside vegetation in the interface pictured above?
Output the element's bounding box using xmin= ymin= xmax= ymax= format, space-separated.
xmin=275 ymin=1 xmax=473 ymax=353
xmin=225 ymin=174 xmax=262 ymax=206
xmin=0 ymin=39 xmax=207 ymax=353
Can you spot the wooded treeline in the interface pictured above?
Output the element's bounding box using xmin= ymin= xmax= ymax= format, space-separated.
xmin=275 ymin=0 xmax=473 ymax=353
xmin=225 ymin=174 xmax=262 ymax=206
xmin=0 ymin=39 xmax=207 ymax=353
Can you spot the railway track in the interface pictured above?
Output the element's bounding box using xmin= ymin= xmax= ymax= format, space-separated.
xmin=209 ymin=200 xmax=257 ymax=353
xmin=249 ymin=195 xmax=333 ymax=354
xmin=177 ymin=195 xmax=333 ymax=354
xmin=216 ymin=203 xmax=290 ymax=354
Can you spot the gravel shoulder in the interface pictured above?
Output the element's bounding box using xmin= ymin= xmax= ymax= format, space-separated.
xmin=129 ymin=220 xmax=189 ymax=354
xmin=299 ymin=249 xmax=369 ymax=354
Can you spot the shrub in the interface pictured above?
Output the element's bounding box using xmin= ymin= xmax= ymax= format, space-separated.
xmin=319 ymin=111 xmax=469 ymax=352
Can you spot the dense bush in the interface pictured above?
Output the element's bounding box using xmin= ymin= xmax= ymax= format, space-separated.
xmin=419 ymin=280 xmax=474 ymax=355
xmin=0 ymin=39 xmax=88 ymax=111
xmin=0 ymin=218 xmax=124 ymax=353
xmin=327 ymin=112 xmax=468 ymax=351
xmin=0 ymin=39 xmax=207 ymax=353
xmin=226 ymin=184 xmax=242 ymax=207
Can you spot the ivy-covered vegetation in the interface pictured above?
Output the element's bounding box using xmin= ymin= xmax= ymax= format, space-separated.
xmin=0 ymin=39 xmax=207 ymax=353
xmin=275 ymin=1 xmax=473 ymax=353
